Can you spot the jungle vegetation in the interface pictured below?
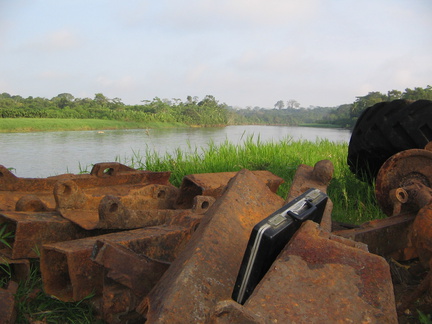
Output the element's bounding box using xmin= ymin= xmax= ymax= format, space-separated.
xmin=0 ymin=85 xmax=431 ymax=129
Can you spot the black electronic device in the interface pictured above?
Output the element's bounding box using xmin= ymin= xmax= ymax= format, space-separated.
xmin=232 ymin=188 xmax=328 ymax=304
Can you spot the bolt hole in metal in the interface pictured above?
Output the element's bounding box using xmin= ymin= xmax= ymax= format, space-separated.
xmin=109 ymin=203 xmax=118 ymax=213
xmin=62 ymin=184 xmax=72 ymax=195
xmin=395 ymin=188 xmax=409 ymax=203
xmin=103 ymin=168 xmax=115 ymax=175
xmin=201 ymin=201 xmax=209 ymax=209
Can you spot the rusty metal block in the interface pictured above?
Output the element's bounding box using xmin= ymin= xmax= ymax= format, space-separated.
xmin=139 ymin=169 xmax=285 ymax=323
xmin=60 ymin=199 xmax=211 ymax=231
xmin=91 ymin=207 xmax=208 ymax=324
xmin=0 ymin=280 xmax=18 ymax=324
xmin=92 ymin=240 xmax=170 ymax=297
xmin=41 ymin=225 xmax=198 ymax=302
xmin=91 ymin=241 xmax=172 ymax=324
xmin=175 ymin=170 xmax=284 ymax=209
xmin=334 ymin=213 xmax=417 ymax=260
xmin=285 ymin=159 xmax=334 ymax=232
xmin=56 ymin=183 xmax=182 ymax=230
xmin=212 ymin=221 xmax=397 ymax=323
xmin=0 ymin=162 xmax=171 ymax=211
xmin=0 ymin=211 xmax=88 ymax=259
xmin=95 ymin=194 xmax=214 ymax=230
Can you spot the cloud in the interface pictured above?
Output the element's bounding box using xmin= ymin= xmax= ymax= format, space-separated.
xmin=28 ymin=29 xmax=81 ymax=52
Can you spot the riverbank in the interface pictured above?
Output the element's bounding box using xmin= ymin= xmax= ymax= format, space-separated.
xmin=0 ymin=118 xmax=188 ymax=133
xmin=0 ymin=118 xmax=346 ymax=133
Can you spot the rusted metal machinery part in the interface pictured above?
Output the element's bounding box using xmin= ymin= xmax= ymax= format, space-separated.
xmin=0 ymin=162 xmax=171 ymax=211
xmin=41 ymin=225 xmax=200 ymax=302
xmin=92 ymin=240 xmax=170 ymax=297
xmin=210 ymin=221 xmax=398 ymax=323
xmin=375 ymin=147 xmax=432 ymax=216
xmin=285 ymin=159 xmax=334 ymax=232
xmin=91 ymin=203 xmax=209 ymax=324
xmin=0 ymin=211 xmax=89 ymax=259
xmin=138 ymin=169 xmax=285 ymax=323
xmin=60 ymin=195 xmax=213 ymax=231
xmin=334 ymin=213 xmax=418 ymax=260
xmin=0 ymin=280 xmax=18 ymax=324
xmin=91 ymin=241 xmax=171 ymax=324
xmin=174 ymin=170 xmax=284 ymax=209
xmin=97 ymin=193 xmax=215 ymax=230
xmin=55 ymin=182 xmax=181 ymax=230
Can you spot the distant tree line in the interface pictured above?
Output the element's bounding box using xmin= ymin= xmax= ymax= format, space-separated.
xmin=0 ymin=93 xmax=235 ymax=126
xmin=236 ymin=85 xmax=432 ymax=128
xmin=1 ymin=85 xmax=431 ymax=128
xmin=319 ymin=85 xmax=432 ymax=128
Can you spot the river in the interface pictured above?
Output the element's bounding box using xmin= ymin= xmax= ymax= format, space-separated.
xmin=0 ymin=125 xmax=351 ymax=178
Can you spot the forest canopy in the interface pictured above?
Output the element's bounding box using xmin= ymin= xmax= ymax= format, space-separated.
xmin=1 ymin=85 xmax=431 ymax=129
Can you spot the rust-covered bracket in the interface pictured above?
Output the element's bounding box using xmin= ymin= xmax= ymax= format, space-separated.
xmin=55 ymin=182 xmax=181 ymax=230
xmin=174 ymin=170 xmax=284 ymax=209
xmin=0 ymin=211 xmax=89 ymax=259
xmin=0 ymin=162 xmax=171 ymax=211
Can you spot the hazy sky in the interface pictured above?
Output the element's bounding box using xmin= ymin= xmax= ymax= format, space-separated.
xmin=1 ymin=0 xmax=431 ymax=108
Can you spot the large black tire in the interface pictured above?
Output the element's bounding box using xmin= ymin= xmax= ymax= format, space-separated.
xmin=347 ymin=99 xmax=432 ymax=182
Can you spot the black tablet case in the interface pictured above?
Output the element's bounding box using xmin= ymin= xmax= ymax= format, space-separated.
xmin=232 ymin=188 xmax=328 ymax=304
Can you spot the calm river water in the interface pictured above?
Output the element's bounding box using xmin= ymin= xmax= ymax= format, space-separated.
xmin=0 ymin=125 xmax=351 ymax=178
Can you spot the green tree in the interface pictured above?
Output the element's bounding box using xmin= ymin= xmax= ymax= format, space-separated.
xmin=274 ymin=100 xmax=284 ymax=110
xmin=387 ymin=90 xmax=402 ymax=100
xmin=350 ymin=91 xmax=387 ymax=118
xmin=402 ymin=86 xmax=432 ymax=100
xmin=286 ymin=99 xmax=300 ymax=109
xmin=94 ymin=93 xmax=109 ymax=107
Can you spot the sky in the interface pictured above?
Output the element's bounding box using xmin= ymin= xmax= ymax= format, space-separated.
xmin=1 ymin=0 xmax=431 ymax=109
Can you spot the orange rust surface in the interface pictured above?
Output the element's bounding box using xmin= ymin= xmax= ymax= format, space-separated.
xmin=0 ymin=211 xmax=88 ymax=259
xmin=334 ymin=213 xmax=417 ymax=260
